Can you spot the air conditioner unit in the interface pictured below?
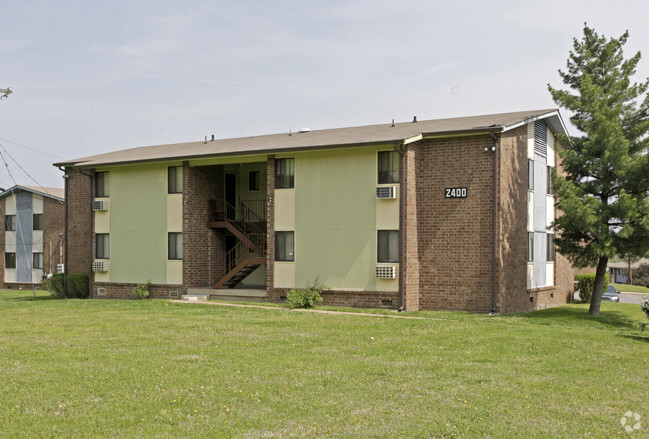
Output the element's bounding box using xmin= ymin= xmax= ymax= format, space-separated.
xmin=92 ymin=201 xmax=106 ymax=211
xmin=92 ymin=260 xmax=109 ymax=272
xmin=376 ymin=265 xmax=397 ymax=279
xmin=376 ymin=186 xmax=396 ymax=199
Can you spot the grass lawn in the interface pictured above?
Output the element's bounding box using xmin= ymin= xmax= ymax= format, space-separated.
xmin=613 ymin=283 xmax=649 ymax=294
xmin=1 ymin=291 xmax=648 ymax=438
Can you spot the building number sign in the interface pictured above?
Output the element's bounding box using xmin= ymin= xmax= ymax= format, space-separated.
xmin=445 ymin=187 xmax=467 ymax=198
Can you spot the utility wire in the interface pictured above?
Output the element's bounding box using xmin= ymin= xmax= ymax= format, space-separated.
xmin=0 ymin=143 xmax=61 ymax=199
xmin=0 ymin=136 xmax=66 ymax=160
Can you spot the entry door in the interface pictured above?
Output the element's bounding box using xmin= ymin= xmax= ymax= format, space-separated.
xmin=225 ymin=173 xmax=236 ymax=220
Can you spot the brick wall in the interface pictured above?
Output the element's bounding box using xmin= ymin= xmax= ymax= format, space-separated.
xmin=403 ymin=145 xmax=420 ymax=310
xmin=413 ymin=135 xmax=495 ymax=312
xmin=267 ymin=287 xmax=400 ymax=309
xmin=66 ymin=168 xmax=92 ymax=276
xmin=183 ymin=164 xmax=225 ymax=289
xmin=93 ymin=282 xmax=183 ymax=299
xmin=43 ymin=196 xmax=65 ymax=275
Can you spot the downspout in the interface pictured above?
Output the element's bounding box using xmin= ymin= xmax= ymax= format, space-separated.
xmin=394 ymin=142 xmax=406 ymax=311
xmin=491 ymin=133 xmax=500 ymax=313
xmin=57 ymin=166 xmax=69 ymax=297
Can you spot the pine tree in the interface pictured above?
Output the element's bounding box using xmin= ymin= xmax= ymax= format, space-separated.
xmin=548 ymin=24 xmax=649 ymax=316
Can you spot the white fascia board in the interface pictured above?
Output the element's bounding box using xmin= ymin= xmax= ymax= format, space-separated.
xmin=403 ymin=134 xmax=423 ymax=145
xmin=502 ymin=110 xmax=569 ymax=137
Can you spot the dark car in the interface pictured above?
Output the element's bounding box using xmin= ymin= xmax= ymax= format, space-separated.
xmin=602 ymin=284 xmax=620 ymax=302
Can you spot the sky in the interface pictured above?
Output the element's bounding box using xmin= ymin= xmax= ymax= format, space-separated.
xmin=1 ymin=0 xmax=648 ymax=188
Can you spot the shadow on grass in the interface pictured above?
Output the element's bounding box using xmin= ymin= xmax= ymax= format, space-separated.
xmin=504 ymin=304 xmax=639 ymax=330
xmin=7 ymin=294 xmax=59 ymax=302
xmin=620 ymin=334 xmax=649 ymax=343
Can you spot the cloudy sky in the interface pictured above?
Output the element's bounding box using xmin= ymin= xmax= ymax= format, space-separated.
xmin=1 ymin=0 xmax=648 ymax=188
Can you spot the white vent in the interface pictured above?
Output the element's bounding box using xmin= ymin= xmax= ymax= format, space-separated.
xmin=97 ymin=287 xmax=106 ymax=296
xmin=376 ymin=186 xmax=396 ymax=199
xmin=92 ymin=260 xmax=109 ymax=272
xmin=169 ymin=291 xmax=179 ymax=299
xmin=376 ymin=266 xmax=396 ymax=279
xmin=56 ymin=263 xmax=64 ymax=274
xmin=92 ymin=201 xmax=106 ymax=211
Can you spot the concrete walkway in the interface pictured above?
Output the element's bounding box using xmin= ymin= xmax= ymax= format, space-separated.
xmin=173 ymin=300 xmax=438 ymax=320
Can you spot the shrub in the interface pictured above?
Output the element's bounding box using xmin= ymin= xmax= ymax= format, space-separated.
xmin=574 ymin=272 xmax=610 ymax=303
xmin=641 ymin=296 xmax=649 ymax=320
xmin=67 ymin=273 xmax=89 ymax=298
xmin=132 ymin=280 xmax=151 ymax=299
xmin=44 ymin=273 xmax=65 ymax=299
xmin=633 ymin=263 xmax=649 ymax=287
xmin=286 ymin=277 xmax=327 ymax=309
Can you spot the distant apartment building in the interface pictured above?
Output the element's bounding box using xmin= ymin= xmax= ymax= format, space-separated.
xmin=0 ymin=185 xmax=65 ymax=289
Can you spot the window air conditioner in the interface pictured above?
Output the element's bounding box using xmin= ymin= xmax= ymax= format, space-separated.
xmin=92 ymin=260 xmax=109 ymax=272
xmin=375 ymin=266 xmax=397 ymax=279
xmin=92 ymin=201 xmax=106 ymax=211
xmin=376 ymin=186 xmax=396 ymax=199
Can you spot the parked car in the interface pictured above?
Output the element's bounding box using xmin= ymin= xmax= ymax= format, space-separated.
xmin=602 ymin=284 xmax=620 ymax=302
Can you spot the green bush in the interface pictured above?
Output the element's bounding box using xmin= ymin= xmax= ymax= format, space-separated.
xmin=67 ymin=273 xmax=89 ymax=298
xmin=633 ymin=263 xmax=649 ymax=287
xmin=132 ymin=280 xmax=151 ymax=299
xmin=286 ymin=277 xmax=327 ymax=309
xmin=44 ymin=273 xmax=65 ymax=299
xmin=574 ymin=273 xmax=610 ymax=303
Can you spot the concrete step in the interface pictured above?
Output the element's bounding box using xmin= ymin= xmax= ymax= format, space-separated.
xmin=186 ymin=287 xmax=267 ymax=302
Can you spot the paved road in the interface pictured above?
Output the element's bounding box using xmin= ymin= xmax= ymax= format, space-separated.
xmin=618 ymin=292 xmax=646 ymax=305
xmin=573 ymin=291 xmax=647 ymax=304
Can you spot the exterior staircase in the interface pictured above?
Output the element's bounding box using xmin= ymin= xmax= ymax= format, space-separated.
xmin=208 ymin=199 xmax=267 ymax=289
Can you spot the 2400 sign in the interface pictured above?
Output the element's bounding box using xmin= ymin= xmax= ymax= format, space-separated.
xmin=445 ymin=187 xmax=467 ymax=198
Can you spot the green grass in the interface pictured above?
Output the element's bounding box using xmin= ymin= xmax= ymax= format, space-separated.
xmin=613 ymin=283 xmax=649 ymax=294
xmin=1 ymin=291 xmax=648 ymax=438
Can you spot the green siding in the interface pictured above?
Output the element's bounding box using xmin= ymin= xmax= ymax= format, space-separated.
xmin=294 ymin=147 xmax=377 ymax=290
xmin=109 ymin=164 xmax=168 ymax=284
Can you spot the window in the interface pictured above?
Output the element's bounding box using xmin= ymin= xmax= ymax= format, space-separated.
xmin=5 ymin=252 xmax=16 ymax=269
xmin=168 ymin=166 xmax=183 ymax=194
xmin=527 ymin=232 xmax=534 ymax=262
xmin=96 ymin=172 xmax=109 ymax=197
xmin=33 ymin=214 xmax=43 ymax=230
xmin=5 ymin=215 xmax=15 ymax=231
xmin=168 ymin=232 xmax=183 ymax=260
xmin=546 ymin=234 xmax=555 ymax=262
xmin=33 ymin=253 xmax=43 ymax=269
xmin=275 ymin=158 xmax=294 ymax=189
xmin=275 ymin=231 xmax=294 ymax=261
xmin=528 ymin=160 xmax=534 ymax=190
xmin=547 ymin=166 xmax=553 ymax=195
xmin=96 ymin=234 xmax=110 ymax=259
xmin=378 ymin=151 xmax=399 ymax=184
xmin=378 ymin=230 xmax=399 ymax=263
xmin=249 ymin=171 xmax=260 ymax=191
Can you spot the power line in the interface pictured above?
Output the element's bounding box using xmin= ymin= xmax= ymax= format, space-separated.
xmin=0 ymin=136 xmax=66 ymax=160
xmin=0 ymin=143 xmax=59 ymax=197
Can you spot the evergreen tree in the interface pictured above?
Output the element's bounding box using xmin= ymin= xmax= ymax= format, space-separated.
xmin=548 ymin=24 xmax=649 ymax=316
